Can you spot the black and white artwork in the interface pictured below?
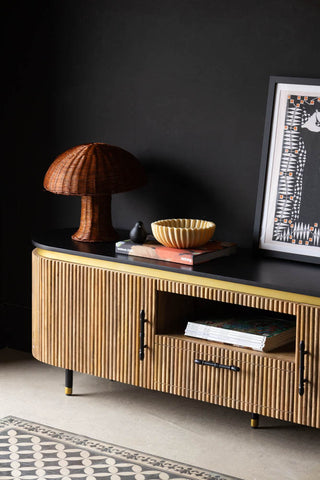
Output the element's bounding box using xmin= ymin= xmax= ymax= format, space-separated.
xmin=255 ymin=77 xmax=320 ymax=263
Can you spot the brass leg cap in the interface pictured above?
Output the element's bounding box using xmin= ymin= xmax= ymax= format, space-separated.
xmin=65 ymin=387 xmax=72 ymax=396
xmin=251 ymin=418 xmax=259 ymax=428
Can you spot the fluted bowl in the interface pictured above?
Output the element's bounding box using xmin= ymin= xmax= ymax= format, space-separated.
xmin=151 ymin=218 xmax=216 ymax=249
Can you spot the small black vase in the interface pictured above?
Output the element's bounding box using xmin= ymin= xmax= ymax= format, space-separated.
xmin=129 ymin=221 xmax=147 ymax=244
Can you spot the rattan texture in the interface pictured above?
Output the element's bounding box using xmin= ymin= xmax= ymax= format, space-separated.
xmin=44 ymin=143 xmax=146 ymax=196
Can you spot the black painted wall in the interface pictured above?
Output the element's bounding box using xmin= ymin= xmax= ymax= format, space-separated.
xmin=2 ymin=0 xmax=320 ymax=351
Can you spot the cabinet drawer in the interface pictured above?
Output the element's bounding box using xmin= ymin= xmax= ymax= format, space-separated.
xmin=154 ymin=335 xmax=295 ymax=421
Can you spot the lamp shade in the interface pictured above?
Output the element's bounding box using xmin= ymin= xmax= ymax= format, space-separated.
xmin=44 ymin=143 xmax=145 ymax=195
xmin=44 ymin=143 xmax=146 ymax=242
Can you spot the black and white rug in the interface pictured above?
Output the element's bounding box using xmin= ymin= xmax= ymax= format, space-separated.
xmin=0 ymin=417 xmax=242 ymax=480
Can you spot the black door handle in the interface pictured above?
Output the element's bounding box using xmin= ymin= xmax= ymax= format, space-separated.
xmin=299 ymin=340 xmax=307 ymax=396
xmin=139 ymin=309 xmax=147 ymax=361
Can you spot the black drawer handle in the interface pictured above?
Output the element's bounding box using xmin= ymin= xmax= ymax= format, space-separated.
xmin=195 ymin=358 xmax=240 ymax=372
xmin=299 ymin=340 xmax=308 ymax=396
xmin=139 ymin=309 xmax=147 ymax=361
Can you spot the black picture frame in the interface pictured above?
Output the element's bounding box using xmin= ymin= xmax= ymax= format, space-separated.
xmin=253 ymin=76 xmax=320 ymax=264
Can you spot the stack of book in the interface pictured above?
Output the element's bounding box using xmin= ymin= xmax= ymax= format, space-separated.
xmin=115 ymin=236 xmax=237 ymax=265
xmin=184 ymin=316 xmax=296 ymax=352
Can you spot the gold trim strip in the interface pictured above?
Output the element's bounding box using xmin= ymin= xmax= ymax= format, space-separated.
xmin=34 ymin=248 xmax=320 ymax=306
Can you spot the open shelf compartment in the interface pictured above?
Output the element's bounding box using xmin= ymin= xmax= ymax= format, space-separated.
xmin=155 ymin=290 xmax=296 ymax=361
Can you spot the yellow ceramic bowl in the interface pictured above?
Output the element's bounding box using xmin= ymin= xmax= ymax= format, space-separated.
xmin=151 ymin=218 xmax=216 ymax=249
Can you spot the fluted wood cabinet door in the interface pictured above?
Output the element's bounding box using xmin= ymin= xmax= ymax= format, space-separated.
xmin=32 ymin=250 xmax=156 ymax=388
xmin=294 ymin=305 xmax=320 ymax=428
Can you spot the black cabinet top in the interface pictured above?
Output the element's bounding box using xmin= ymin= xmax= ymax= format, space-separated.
xmin=32 ymin=228 xmax=320 ymax=299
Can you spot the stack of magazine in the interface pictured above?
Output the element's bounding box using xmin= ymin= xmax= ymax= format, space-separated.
xmin=184 ymin=316 xmax=296 ymax=352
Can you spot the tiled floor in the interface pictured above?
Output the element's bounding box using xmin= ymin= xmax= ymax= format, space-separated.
xmin=0 ymin=348 xmax=319 ymax=480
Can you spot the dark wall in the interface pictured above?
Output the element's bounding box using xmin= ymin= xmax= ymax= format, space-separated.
xmin=2 ymin=2 xmax=52 ymax=350
xmin=2 ymin=0 xmax=320 ymax=350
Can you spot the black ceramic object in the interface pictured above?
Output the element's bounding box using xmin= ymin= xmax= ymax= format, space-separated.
xmin=129 ymin=221 xmax=147 ymax=244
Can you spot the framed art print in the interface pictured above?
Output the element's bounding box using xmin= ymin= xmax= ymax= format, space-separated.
xmin=254 ymin=76 xmax=320 ymax=263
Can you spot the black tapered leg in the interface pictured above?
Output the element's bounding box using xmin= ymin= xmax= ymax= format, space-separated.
xmin=65 ymin=369 xmax=73 ymax=395
xmin=251 ymin=413 xmax=259 ymax=428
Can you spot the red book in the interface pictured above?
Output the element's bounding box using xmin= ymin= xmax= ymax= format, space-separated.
xmin=115 ymin=236 xmax=237 ymax=265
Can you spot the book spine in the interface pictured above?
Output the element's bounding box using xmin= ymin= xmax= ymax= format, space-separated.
xmin=116 ymin=244 xmax=132 ymax=254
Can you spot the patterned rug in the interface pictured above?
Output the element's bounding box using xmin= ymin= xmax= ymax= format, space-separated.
xmin=0 ymin=417 xmax=242 ymax=480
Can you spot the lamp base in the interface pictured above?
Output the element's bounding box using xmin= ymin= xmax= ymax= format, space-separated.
xmin=72 ymin=195 xmax=119 ymax=242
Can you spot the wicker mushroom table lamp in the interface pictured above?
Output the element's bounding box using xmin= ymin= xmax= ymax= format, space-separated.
xmin=44 ymin=143 xmax=146 ymax=242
